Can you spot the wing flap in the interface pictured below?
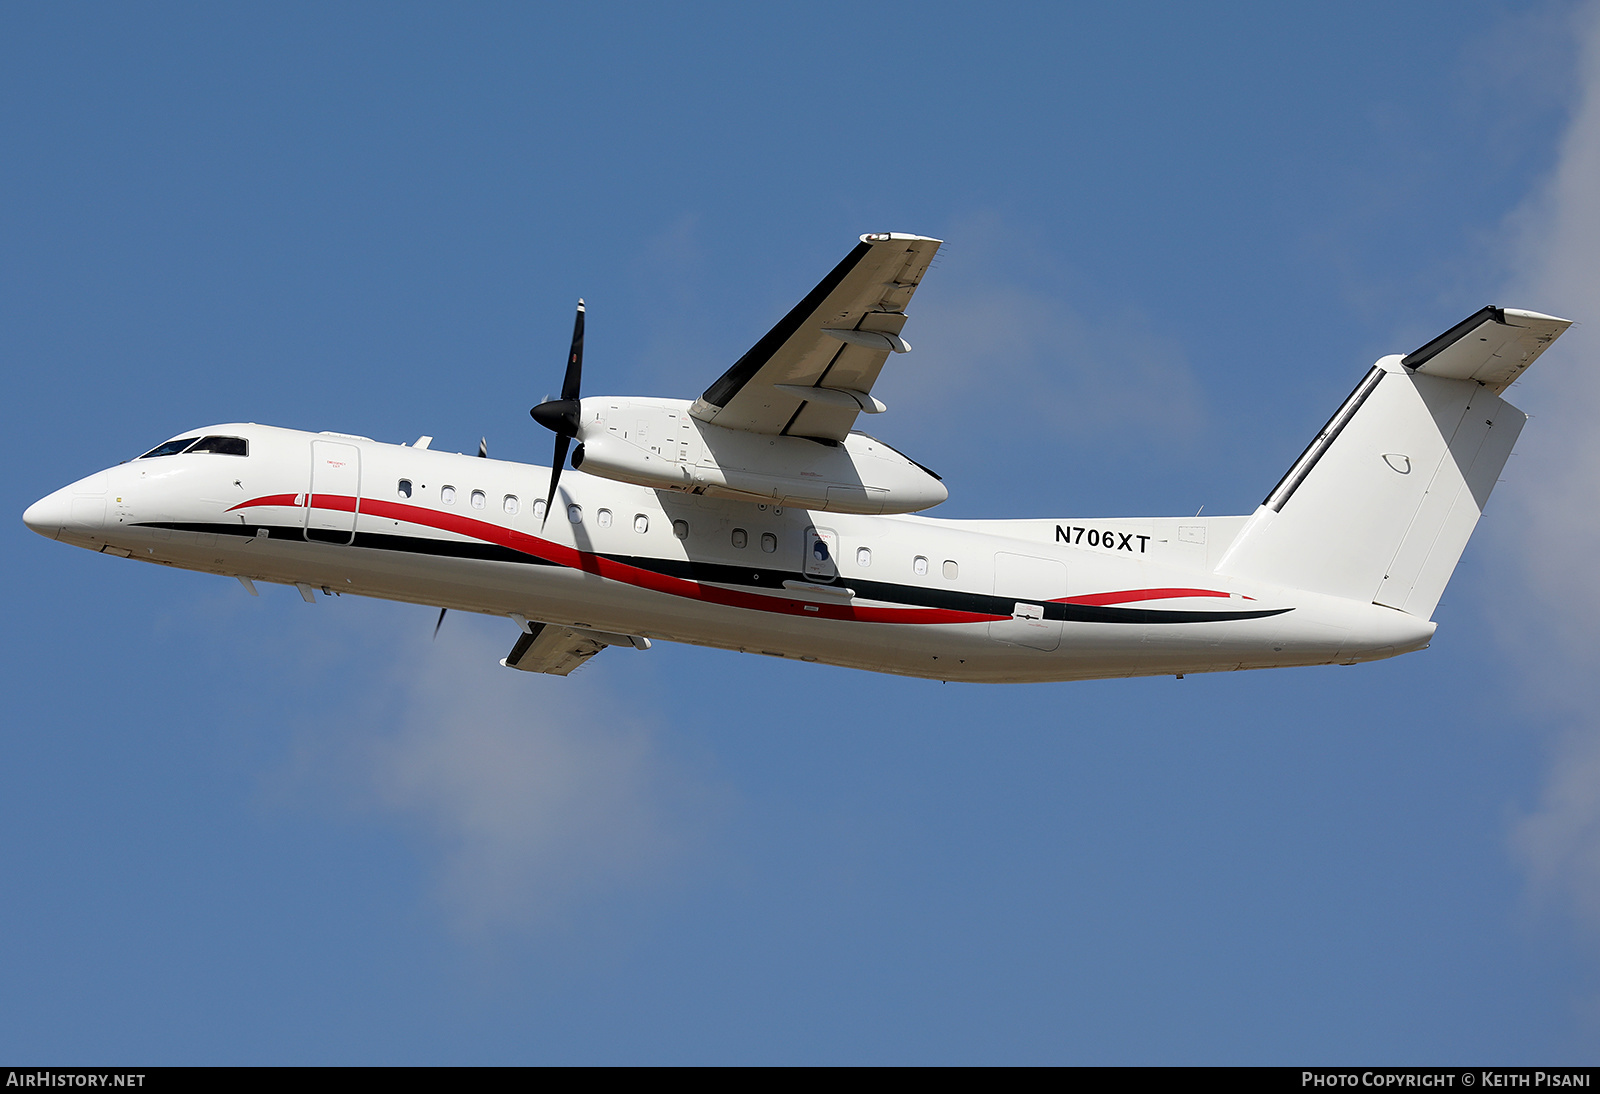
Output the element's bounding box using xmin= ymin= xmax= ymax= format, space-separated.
xmin=691 ymin=233 xmax=941 ymax=440
xmin=1403 ymin=306 xmax=1572 ymax=393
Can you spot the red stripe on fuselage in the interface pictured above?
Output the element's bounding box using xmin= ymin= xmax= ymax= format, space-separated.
xmin=228 ymin=493 xmax=1004 ymax=626
xmin=1052 ymin=587 xmax=1239 ymax=606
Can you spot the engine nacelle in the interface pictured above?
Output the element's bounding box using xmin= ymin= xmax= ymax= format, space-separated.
xmin=571 ymin=397 xmax=947 ymax=515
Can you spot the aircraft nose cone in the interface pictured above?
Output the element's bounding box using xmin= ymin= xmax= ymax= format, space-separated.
xmin=23 ymin=488 xmax=71 ymax=540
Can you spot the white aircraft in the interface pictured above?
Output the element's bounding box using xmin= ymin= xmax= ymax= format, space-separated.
xmin=23 ymin=233 xmax=1572 ymax=682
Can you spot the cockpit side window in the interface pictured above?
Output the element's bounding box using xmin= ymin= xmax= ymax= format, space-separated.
xmin=139 ymin=437 xmax=200 ymax=459
xmin=187 ymin=436 xmax=248 ymax=456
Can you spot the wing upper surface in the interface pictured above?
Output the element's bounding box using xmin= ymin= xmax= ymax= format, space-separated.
xmin=690 ymin=233 xmax=942 ymax=442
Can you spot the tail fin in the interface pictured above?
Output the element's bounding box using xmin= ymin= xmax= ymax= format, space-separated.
xmin=1215 ymin=307 xmax=1570 ymax=618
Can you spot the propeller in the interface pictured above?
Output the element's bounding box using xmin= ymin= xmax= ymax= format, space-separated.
xmin=433 ymin=606 xmax=447 ymax=640
xmin=530 ymin=299 xmax=585 ymax=526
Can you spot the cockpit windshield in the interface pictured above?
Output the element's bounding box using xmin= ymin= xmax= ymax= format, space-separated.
xmin=138 ymin=435 xmax=249 ymax=459
xmin=187 ymin=436 xmax=248 ymax=455
xmin=139 ymin=438 xmax=200 ymax=458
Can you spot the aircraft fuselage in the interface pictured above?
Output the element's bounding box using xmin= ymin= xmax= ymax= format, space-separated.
xmin=23 ymin=422 xmax=1435 ymax=683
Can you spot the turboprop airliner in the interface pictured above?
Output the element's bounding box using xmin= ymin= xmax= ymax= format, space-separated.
xmin=22 ymin=233 xmax=1572 ymax=682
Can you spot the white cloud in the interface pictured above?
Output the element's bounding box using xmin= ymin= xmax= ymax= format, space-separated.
xmin=1516 ymin=732 xmax=1600 ymax=927
xmin=293 ymin=611 xmax=717 ymax=935
xmin=875 ymin=215 xmax=1205 ymax=452
xmin=1494 ymin=1 xmax=1600 ymax=927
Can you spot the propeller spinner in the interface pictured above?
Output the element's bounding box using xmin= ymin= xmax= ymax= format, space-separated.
xmin=530 ymin=300 xmax=585 ymax=525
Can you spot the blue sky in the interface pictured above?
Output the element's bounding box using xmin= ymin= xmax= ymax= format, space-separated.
xmin=5 ymin=2 xmax=1600 ymax=1064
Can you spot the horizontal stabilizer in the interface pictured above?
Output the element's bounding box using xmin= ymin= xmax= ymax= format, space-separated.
xmin=1403 ymin=306 xmax=1571 ymax=394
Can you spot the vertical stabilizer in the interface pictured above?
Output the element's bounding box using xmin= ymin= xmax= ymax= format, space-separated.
xmin=1215 ymin=306 xmax=1567 ymax=618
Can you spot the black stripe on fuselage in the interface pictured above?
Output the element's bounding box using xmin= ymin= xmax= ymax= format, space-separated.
xmin=135 ymin=520 xmax=1291 ymax=625
xmin=138 ymin=521 xmax=560 ymax=567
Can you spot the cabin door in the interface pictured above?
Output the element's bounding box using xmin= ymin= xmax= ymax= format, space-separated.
xmin=989 ymin=552 xmax=1066 ymax=651
xmin=305 ymin=440 xmax=362 ymax=544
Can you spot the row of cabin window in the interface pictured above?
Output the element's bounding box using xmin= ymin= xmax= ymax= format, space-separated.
xmin=397 ymin=479 xmax=515 ymax=511
xmin=396 ymin=479 xmax=678 ymax=537
xmin=395 ymin=478 xmax=958 ymax=575
xmin=846 ymin=547 xmax=958 ymax=579
xmin=728 ymin=528 xmax=779 ymax=553
xmin=399 ymin=479 xmax=527 ymax=516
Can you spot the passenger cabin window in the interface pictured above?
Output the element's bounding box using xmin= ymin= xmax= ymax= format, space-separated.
xmin=187 ymin=436 xmax=248 ymax=456
xmin=732 ymin=528 xmax=748 ymax=549
xmin=597 ymin=508 xmax=613 ymax=528
xmin=568 ymin=504 xmax=582 ymax=524
xmin=398 ymin=479 xmax=412 ymax=498
xmin=633 ymin=514 xmax=649 ymax=534
xmin=672 ymin=519 xmax=689 ymax=540
xmin=761 ymin=532 xmax=777 ymax=554
xmin=503 ymin=495 xmax=519 ymax=515
xmin=856 ymin=547 xmax=872 ymax=567
xmin=470 ymin=490 xmax=486 ymax=510
xmin=913 ymin=556 xmax=929 ymax=576
xmin=943 ymin=560 xmax=959 ymax=580
xmin=139 ymin=438 xmax=200 ymax=459
xmin=533 ymin=499 xmax=547 ymax=521
xmin=441 ymin=485 xmax=457 ymax=505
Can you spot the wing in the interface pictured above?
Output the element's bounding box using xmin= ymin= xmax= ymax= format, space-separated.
xmin=690 ymin=233 xmax=942 ymax=442
xmin=1403 ymin=306 xmax=1572 ymax=394
xmin=500 ymin=623 xmax=650 ymax=676
xmin=501 ymin=623 xmax=606 ymax=675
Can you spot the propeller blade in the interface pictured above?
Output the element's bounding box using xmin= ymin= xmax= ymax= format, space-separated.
xmin=477 ymin=438 xmax=488 ymax=459
xmin=530 ymin=301 xmax=587 ymax=437
xmin=531 ymin=299 xmax=587 ymax=529
xmin=433 ymin=607 xmax=447 ymax=640
xmin=542 ymin=434 xmax=571 ymax=527
xmin=562 ymin=299 xmax=584 ymax=400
